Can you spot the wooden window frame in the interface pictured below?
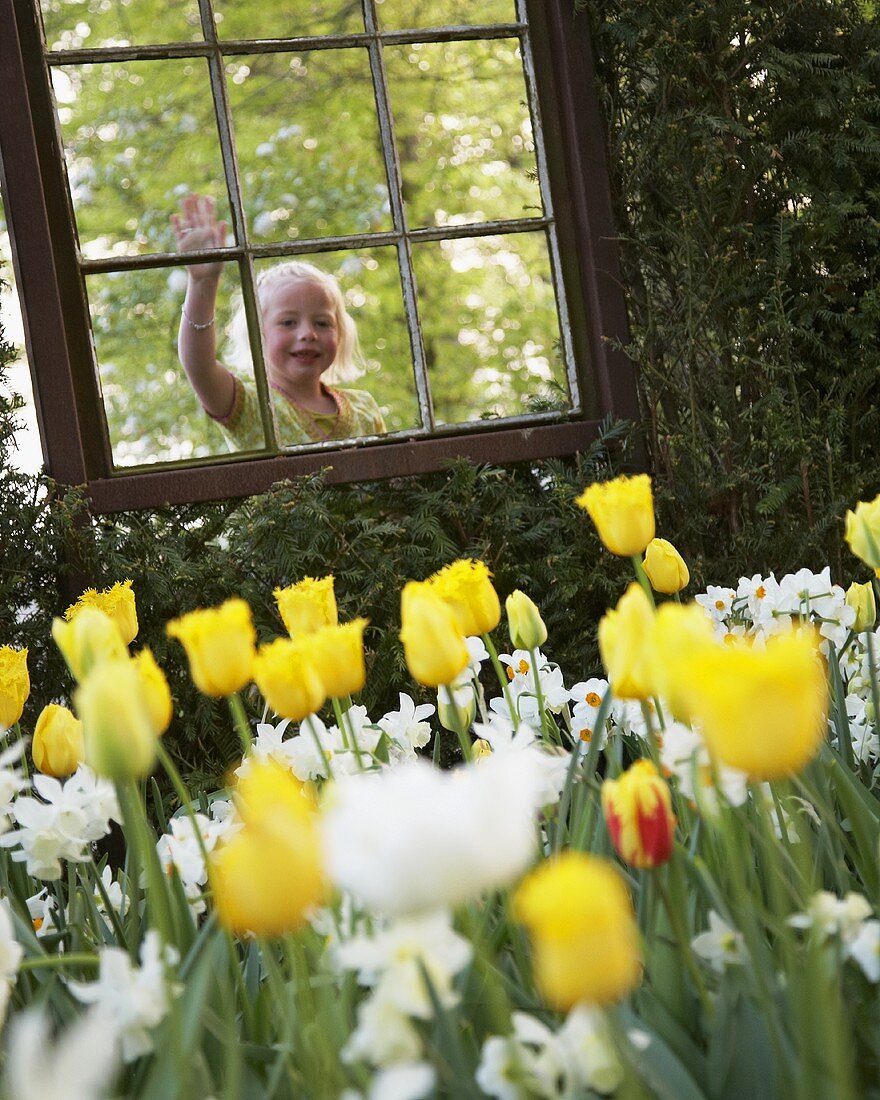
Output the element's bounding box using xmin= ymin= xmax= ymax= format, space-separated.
xmin=0 ymin=0 xmax=636 ymax=513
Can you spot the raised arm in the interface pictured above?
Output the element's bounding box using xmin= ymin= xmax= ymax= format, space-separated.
xmin=171 ymin=193 xmax=236 ymax=418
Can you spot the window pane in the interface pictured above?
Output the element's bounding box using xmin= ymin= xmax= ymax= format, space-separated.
xmin=87 ymin=262 xmax=265 ymax=467
xmin=252 ymin=249 xmax=419 ymax=445
xmin=411 ymin=232 xmax=569 ymax=426
xmin=53 ymin=59 xmax=232 ymax=260
xmin=40 ymin=0 xmax=202 ymax=50
xmin=384 ymin=39 xmax=541 ymax=229
xmin=227 ymin=51 xmax=391 ymax=243
xmin=213 ymin=0 xmax=363 ymax=39
xmin=375 ymin=0 xmax=516 ymax=29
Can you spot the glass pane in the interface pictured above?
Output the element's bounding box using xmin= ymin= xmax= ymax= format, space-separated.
xmin=384 ymin=39 xmax=541 ymax=229
xmin=412 ymin=232 xmax=569 ymax=426
xmin=214 ymin=0 xmax=363 ymax=39
xmin=375 ymin=0 xmax=515 ymax=29
xmin=53 ymin=59 xmax=232 ymax=260
xmin=227 ymin=50 xmax=391 ymax=242
xmin=41 ymin=0 xmax=202 ymax=50
xmin=251 ymin=249 xmax=418 ymax=446
xmin=87 ymin=262 xmax=265 ymax=467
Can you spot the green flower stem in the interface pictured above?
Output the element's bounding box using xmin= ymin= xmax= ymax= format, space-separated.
xmin=630 ymin=555 xmax=656 ymax=607
xmin=655 ymin=866 xmax=714 ymax=1019
xmin=332 ymin=696 xmax=365 ymax=770
xmin=20 ymin=952 xmax=99 ymax=971
xmin=441 ymin=685 xmax=473 ymax=763
xmin=865 ymin=628 xmax=880 ymax=749
xmin=638 ymin=701 xmax=662 ymax=767
xmin=527 ymin=647 xmax=556 ymax=744
xmin=155 ymin=740 xmax=213 ymax=887
xmin=482 ymin=632 xmax=519 ymax=731
xmin=115 ymin=778 xmax=174 ymax=946
xmin=12 ymin=721 xmax=28 ymax=781
xmin=303 ymin=715 xmax=333 ymax=779
xmin=227 ymin=692 xmax=253 ymax=755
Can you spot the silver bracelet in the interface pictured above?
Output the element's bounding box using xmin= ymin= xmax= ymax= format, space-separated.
xmin=182 ymin=308 xmax=215 ymax=331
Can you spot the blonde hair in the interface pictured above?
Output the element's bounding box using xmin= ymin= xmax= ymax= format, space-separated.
xmin=226 ymin=261 xmax=364 ymax=385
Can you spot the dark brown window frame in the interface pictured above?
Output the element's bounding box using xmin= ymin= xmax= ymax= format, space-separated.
xmin=0 ymin=0 xmax=636 ymax=514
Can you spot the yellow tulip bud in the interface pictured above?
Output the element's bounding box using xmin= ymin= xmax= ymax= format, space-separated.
xmin=514 ymin=852 xmax=642 ymax=1009
xmin=505 ymin=590 xmax=548 ymax=650
xmin=426 ymin=559 xmax=501 ymax=637
xmin=646 ymin=603 xmax=718 ymax=721
xmin=307 ymin=618 xmax=368 ymax=699
xmin=52 ymin=608 xmax=128 ymax=682
xmin=642 ymin=538 xmax=690 ymax=594
xmin=253 ymin=638 xmax=326 ymax=721
xmin=575 ymin=474 xmax=655 ymax=557
xmin=0 ymin=647 xmax=29 ymax=730
xmin=597 ymin=583 xmax=655 ymax=700
xmin=845 ymin=494 xmax=880 ymax=572
xmin=472 ymin=738 xmax=493 ymax=761
xmin=273 ymin=575 xmax=338 ymax=637
xmin=75 ymin=659 xmax=157 ymax=779
xmin=674 ymin=628 xmax=827 ymax=780
xmin=32 ymin=704 xmax=84 ymax=778
xmin=65 ymin=579 xmax=138 ymax=646
xmin=132 ymin=648 xmax=173 ymax=736
xmin=210 ymin=762 xmax=325 ymax=936
xmin=846 ymin=581 xmax=876 ymax=633
xmin=400 ymin=582 xmax=470 ymax=688
xmin=166 ymin=599 xmax=256 ymax=697
xmin=601 ymin=761 xmax=675 ymax=869
xmin=438 ymin=685 xmax=476 ymax=732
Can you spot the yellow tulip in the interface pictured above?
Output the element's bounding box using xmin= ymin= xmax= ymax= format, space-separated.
xmin=32 ymin=704 xmax=84 ymax=778
xmin=52 ymin=608 xmax=128 ymax=682
xmin=400 ymin=582 xmax=469 ymax=688
xmin=673 ymin=628 xmax=827 ymax=780
xmin=0 ymin=646 xmax=29 ymax=729
xmin=210 ymin=762 xmax=325 ymax=936
xmin=75 ymin=659 xmax=157 ymax=779
xmin=597 ymin=583 xmax=655 ymax=700
xmin=646 ymin=602 xmax=719 ymax=721
xmin=845 ymin=494 xmax=880 ymax=573
xmin=845 ymin=581 xmax=876 ymax=633
xmin=426 ymin=559 xmax=501 ymax=637
xmin=253 ymin=637 xmax=326 ymax=721
xmin=514 ymin=851 xmax=642 ymax=1009
xmin=575 ymin=474 xmax=655 ymax=557
xmin=133 ymin=648 xmax=173 ymax=736
xmin=643 ymin=538 xmax=690 ymax=594
xmin=506 ymin=590 xmax=548 ymax=650
xmin=274 ymin=575 xmax=338 ymax=637
xmin=65 ymin=579 xmax=138 ymax=646
xmin=308 ymin=618 xmax=368 ymax=699
xmin=601 ymin=761 xmax=675 ymax=869
xmin=166 ymin=598 xmax=255 ymax=697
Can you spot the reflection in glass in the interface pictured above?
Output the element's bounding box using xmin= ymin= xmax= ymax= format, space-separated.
xmin=412 ymin=232 xmax=568 ymax=426
xmin=53 ymin=59 xmax=231 ymax=259
xmin=375 ymin=0 xmax=515 ymax=29
xmin=40 ymin=0 xmax=202 ymax=50
xmin=213 ymin=0 xmax=363 ymax=39
xmin=384 ymin=39 xmax=541 ymax=229
xmin=251 ymin=249 xmax=418 ymax=446
xmin=226 ymin=51 xmax=391 ymax=243
xmin=87 ymin=262 xmax=263 ymax=467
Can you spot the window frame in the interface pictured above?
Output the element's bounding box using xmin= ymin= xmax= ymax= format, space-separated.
xmin=0 ymin=0 xmax=637 ymax=513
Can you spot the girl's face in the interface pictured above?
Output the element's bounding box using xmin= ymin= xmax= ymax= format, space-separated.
xmin=262 ymin=279 xmax=340 ymax=386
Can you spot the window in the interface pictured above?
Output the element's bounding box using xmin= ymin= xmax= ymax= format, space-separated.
xmin=0 ymin=0 xmax=636 ymax=511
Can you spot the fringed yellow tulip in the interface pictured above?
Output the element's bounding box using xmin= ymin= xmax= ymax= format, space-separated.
xmin=32 ymin=704 xmax=84 ymax=778
xmin=274 ymin=575 xmax=338 ymax=637
xmin=253 ymin=637 xmax=326 ymax=720
xmin=514 ymin=852 xmax=642 ymax=1009
xmin=75 ymin=659 xmax=157 ymax=779
xmin=166 ymin=599 xmax=255 ymax=697
xmin=845 ymin=494 xmax=880 ymax=573
xmin=210 ymin=762 xmax=325 ymax=936
xmin=308 ymin=618 xmax=368 ymax=698
xmin=576 ymin=474 xmax=655 ymax=557
xmin=65 ymin=579 xmax=138 ymax=646
xmin=643 ymin=538 xmax=690 ymax=594
xmin=601 ymin=761 xmax=675 ymax=869
xmin=672 ymin=628 xmax=827 ymax=780
xmin=52 ymin=608 xmax=128 ymax=682
xmin=646 ymin=603 xmax=719 ymax=721
xmin=0 ymin=646 xmax=29 ymax=729
xmin=846 ymin=581 xmax=876 ymax=633
xmin=400 ymin=582 xmax=469 ymax=687
xmin=133 ymin=648 xmax=173 ymax=736
xmin=597 ymin=583 xmax=655 ymax=700
xmin=506 ymin=590 xmax=548 ymax=650
xmin=426 ymin=559 xmax=501 ymax=637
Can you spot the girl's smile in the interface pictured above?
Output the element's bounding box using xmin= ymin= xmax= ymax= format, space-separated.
xmin=262 ymin=280 xmax=340 ymax=389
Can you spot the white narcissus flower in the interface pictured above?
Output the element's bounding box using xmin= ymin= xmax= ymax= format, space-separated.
xmin=788 ymin=890 xmax=872 ymax=943
xmin=0 ymin=900 xmax=22 ymax=1026
xmin=377 ymin=694 xmax=435 ymax=758
xmin=847 ymin=919 xmax=880 ymax=982
xmin=322 ymin=755 xmax=539 ymax=915
xmin=5 ymin=1006 xmax=119 ymax=1100
xmin=691 ymin=911 xmax=745 ymax=973
xmin=25 ymin=889 xmax=57 ymax=938
xmin=367 ymin=1061 xmax=435 ymax=1100
xmin=342 ymin=989 xmax=423 ymax=1068
xmin=0 ymin=742 xmax=28 ymax=833
xmin=555 ymin=1006 xmax=622 ymax=1095
xmin=659 ymin=721 xmax=748 ymax=812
